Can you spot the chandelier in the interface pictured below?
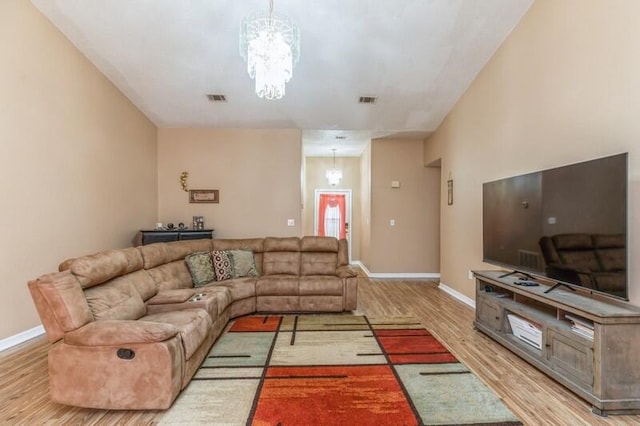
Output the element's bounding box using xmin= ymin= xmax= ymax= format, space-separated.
xmin=326 ymin=149 xmax=342 ymax=186
xmin=240 ymin=0 xmax=300 ymax=100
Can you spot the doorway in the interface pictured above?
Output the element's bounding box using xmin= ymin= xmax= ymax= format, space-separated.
xmin=314 ymin=189 xmax=352 ymax=262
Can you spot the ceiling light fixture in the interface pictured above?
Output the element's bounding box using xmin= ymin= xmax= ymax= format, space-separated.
xmin=326 ymin=149 xmax=342 ymax=186
xmin=240 ymin=0 xmax=300 ymax=100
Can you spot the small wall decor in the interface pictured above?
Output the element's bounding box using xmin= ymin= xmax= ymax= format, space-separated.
xmin=180 ymin=172 xmax=189 ymax=192
xmin=189 ymin=189 xmax=219 ymax=204
xmin=447 ymin=178 xmax=454 ymax=206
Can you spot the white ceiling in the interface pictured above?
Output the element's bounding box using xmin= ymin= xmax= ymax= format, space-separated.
xmin=31 ymin=0 xmax=533 ymax=157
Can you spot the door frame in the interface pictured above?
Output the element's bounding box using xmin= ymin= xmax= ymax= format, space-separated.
xmin=314 ymin=189 xmax=352 ymax=263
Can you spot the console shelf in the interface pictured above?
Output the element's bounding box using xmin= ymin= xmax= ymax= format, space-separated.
xmin=473 ymin=270 xmax=640 ymax=416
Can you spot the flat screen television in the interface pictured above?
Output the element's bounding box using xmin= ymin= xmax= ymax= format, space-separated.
xmin=482 ymin=153 xmax=628 ymax=300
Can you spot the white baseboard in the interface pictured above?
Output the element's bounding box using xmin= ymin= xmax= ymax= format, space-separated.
xmin=353 ymin=261 xmax=440 ymax=280
xmin=0 ymin=325 xmax=45 ymax=352
xmin=438 ymin=281 xmax=476 ymax=309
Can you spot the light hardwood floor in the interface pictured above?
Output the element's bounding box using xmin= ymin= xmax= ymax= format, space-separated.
xmin=2 ymin=274 xmax=639 ymax=425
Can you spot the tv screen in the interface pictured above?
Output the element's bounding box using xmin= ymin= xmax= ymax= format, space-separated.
xmin=482 ymin=153 xmax=628 ymax=300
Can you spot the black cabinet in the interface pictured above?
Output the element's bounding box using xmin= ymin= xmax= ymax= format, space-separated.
xmin=136 ymin=229 xmax=214 ymax=246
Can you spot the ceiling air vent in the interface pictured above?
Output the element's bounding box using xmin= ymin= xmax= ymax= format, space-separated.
xmin=206 ymin=94 xmax=227 ymax=102
xmin=358 ymin=96 xmax=377 ymax=104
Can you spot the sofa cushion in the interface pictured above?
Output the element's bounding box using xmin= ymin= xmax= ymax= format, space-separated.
xmin=256 ymin=276 xmax=299 ymax=296
xmin=185 ymin=252 xmax=216 ymax=287
xmin=229 ymin=250 xmax=259 ymax=278
xmin=301 ymin=252 xmax=338 ymax=276
xmin=204 ymin=278 xmax=256 ymax=300
xmin=301 ymin=236 xmax=338 ymax=252
xmin=84 ymin=279 xmax=146 ymax=321
xmin=60 ymin=248 xmax=143 ymax=289
xmin=146 ymin=260 xmax=193 ymax=291
xmin=299 ymin=276 xmax=343 ymax=296
xmin=263 ymin=252 xmax=300 ymax=276
xmin=126 ymin=269 xmax=158 ymax=301
xmin=142 ymin=309 xmax=211 ymax=360
xmin=264 ymin=237 xmax=301 ymax=252
xmin=211 ymin=250 xmax=234 ymax=281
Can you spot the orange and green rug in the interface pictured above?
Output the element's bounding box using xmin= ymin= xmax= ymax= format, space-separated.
xmin=160 ymin=314 xmax=521 ymax=426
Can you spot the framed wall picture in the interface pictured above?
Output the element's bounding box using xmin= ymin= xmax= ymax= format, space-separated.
xmin=189 ymin=189 xmax=219 ymax=204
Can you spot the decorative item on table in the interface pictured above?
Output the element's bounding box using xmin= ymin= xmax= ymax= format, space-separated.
xmin=189 ymin=189 xmax=219 ymax=204
xmin=155 ymin=222 xmax=163 ymax=230
xmin=178 ymin=222 xmax=188 ymax=230
xmin=193 ymin=216 xmax=205 ymax=230
xmin=166 ymin=223 xmax=175 ymax=230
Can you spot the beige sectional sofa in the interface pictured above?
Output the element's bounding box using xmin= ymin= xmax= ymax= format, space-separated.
xmin=28 ymin=236 xmax=357 ymax=410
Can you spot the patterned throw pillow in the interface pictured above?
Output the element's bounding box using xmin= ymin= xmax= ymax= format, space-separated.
xmin=184 ymin=252 xmax=215 ymax=287
xmin=229 ymin=250 xmax=259 ymax=278
xmin=211 ymin=250 xmax=234 ymax=281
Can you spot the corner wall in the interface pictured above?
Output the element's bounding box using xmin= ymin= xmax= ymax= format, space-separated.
xmin=0 ymin=1 xmax=158 ymax=340
xmin=427 ymin=0 xmax=640 ymax=305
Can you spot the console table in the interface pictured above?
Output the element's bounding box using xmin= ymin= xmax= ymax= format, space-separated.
xmin=473 ymin=270 xmax=640 ymax=415
xmin=135 ymin=229 xmax=214 ymax=246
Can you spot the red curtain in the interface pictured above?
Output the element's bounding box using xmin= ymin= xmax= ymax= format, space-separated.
xmin=318 ymin=194 xmax=346 ymax=239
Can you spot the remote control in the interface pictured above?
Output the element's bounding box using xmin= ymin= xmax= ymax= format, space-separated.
xmin=514 ymin=280 xmax=539 ymax=286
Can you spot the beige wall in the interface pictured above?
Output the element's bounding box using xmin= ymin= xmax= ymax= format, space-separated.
xmin=0 ymin=1 xmax=158 ymax=340
xmin=157 ymin=128 xmax=302 ymax=238
xmin=303 ymin=157 xmax=361 ymax=260
xmin=364 ymin=138 xmax=440 ymax=273
xmin=427 ymin=0 xmax=640 ymax=304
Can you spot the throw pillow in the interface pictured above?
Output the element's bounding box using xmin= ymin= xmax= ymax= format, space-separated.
xmin=211 ymin=250 xmax=234 ymax=281
xmin=184 ymin=252 xmax=216 ymax=287
xmin=229 ymin=250 xmax=259 ymax=278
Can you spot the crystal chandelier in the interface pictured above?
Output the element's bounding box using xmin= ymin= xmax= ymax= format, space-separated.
xmin=240 ymin=0 xmax=300 ymax=100
xmin=326 ymin=149 xmax=342 ymax=186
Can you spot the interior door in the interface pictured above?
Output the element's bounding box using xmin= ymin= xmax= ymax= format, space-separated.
xmin=314 ymin=189 xmax=352 ymax=262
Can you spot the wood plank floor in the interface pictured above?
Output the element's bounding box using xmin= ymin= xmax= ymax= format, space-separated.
xmin=2 ymin=274 xmax=639 ymax=425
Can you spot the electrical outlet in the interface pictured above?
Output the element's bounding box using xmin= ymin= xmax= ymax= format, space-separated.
xmin=390 ymin=219 xmax=395 ymax=226
xmin=287 ymin=219 xmax=295 ymax=226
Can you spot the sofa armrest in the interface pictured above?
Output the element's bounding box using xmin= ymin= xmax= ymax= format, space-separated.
xmin=337 ymin=266 xmax=357 ymax=279
xmin=63 ymin=320 xmax=179 ymax=346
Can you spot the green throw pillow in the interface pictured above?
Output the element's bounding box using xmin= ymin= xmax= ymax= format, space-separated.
xmin=185 ymin=252 xmax=216 ymax=287
xmin=229 ymin=250 xmax=259 ymax=278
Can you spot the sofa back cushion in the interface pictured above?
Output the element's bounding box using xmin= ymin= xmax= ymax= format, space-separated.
xmin=59 ymin=247 xmax=143 ymax=289
xmin=263 ymin=237 xmax=301 ymax=276
xmin=84 ymin=277 xmax=146 ymax=321
xmin=146 ymin=260 xmax=193 ymax=291
xmin=300 ymin=236 xmax=339 ymax=276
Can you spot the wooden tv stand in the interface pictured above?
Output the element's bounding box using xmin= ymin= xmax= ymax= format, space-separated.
xmin=473 ymin=270 xmax=640 ymax=416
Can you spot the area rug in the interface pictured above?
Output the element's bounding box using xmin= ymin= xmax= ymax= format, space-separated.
xmin=159 ymin=314 xmax=521 ymax=426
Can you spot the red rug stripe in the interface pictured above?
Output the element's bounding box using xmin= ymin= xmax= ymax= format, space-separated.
xmin=389 ymin=353 xmax=458 ymax=364
xmin=253 ymin=365 xmax=418 ymax=426
xmin=230 ymin=316 xmax=281 ymax=332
